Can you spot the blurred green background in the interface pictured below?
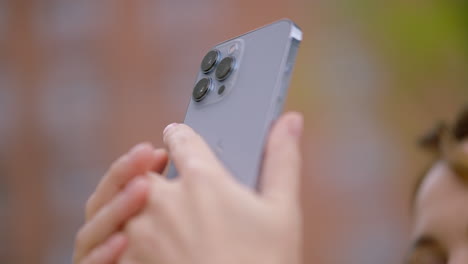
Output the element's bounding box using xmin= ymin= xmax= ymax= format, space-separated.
xmin=0 ymin=0 xmax=466 ymax=264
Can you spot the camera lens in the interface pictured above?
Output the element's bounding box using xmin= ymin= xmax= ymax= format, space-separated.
xmin=215 ymin=56 xmax=235 ymax=81
xmin=192 ymin=77 xmax=212 ymax=102
xmin=200 ymin=50 xmax=219 ymax=73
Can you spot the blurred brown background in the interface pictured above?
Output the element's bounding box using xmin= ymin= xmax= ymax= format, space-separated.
xmin=1 ymin=0 xmax=467 ymax=263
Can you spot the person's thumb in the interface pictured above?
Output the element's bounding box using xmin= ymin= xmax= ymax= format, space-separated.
xmin=260 ymin=112 xmax=303 ymax=204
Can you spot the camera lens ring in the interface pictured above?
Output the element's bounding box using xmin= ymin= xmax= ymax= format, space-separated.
xmin=200 ymin=50 xmax=219 ymax=73
xmin=192 ymin=77 xmax=212 ymax=102
xmin=215 ymin=56 xmax=235 ymax=81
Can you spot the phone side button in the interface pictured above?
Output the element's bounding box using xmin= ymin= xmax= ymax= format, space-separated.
xmin=273 ymin=96 xmax=283 ymax=119
xmin=284 ymin=62 xmax=293 ymax=75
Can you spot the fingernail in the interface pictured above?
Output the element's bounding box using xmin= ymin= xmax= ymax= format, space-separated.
xmin=163 ymin=123 xmax=178 ymax=135
xmin=288 ymin=114 xmax=304 ymax=138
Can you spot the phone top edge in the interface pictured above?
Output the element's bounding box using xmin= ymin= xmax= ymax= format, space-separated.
xmin=208 ymin=18 xmax=302 ymax=51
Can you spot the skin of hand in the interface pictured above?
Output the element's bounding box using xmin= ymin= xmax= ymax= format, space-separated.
xmin=119 ymin=112 xmax=304 ymax=264
xmin=73 ymin=143 xmax=168 ymax=264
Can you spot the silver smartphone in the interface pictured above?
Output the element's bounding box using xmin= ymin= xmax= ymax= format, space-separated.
xmin=167 ymin=19 xmax=302 ymax=188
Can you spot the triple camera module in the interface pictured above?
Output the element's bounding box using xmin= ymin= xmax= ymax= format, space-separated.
xmin=192 ymin=49 xmax=236 ymax=102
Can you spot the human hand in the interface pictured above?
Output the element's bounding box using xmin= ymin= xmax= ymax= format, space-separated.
xmin=73 ymin=143 xmax=168 ymax=264
xmin=120 ymin=112 xmax=304 ymax=264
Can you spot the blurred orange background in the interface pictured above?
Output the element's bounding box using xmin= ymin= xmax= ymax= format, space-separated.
xmin=1 ymin=0 xmax=467 ymax=264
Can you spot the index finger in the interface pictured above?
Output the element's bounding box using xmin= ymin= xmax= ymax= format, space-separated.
xmin=86 ymin=143 xmax=167 ymax=220
xmin=163 ymin=123 xmax=227 ymax=179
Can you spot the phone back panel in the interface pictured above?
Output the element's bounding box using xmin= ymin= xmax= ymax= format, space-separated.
xmin=167 ymin=19 xmax=302 ymax=188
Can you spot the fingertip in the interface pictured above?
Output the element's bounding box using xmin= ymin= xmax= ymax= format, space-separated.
xmin=278 ymin=112 xmax=304 ymax=138
xmin=162 ymin=124 xmax=191 ymax=153
xmin=153 ymin=148 xmax=169 ymax=163
xmin=150 ymin=148 xmax=169 ymax=174
xmin=125 ymin=176 xmax=150 ymax=193
xmin=163 ymin=123 xmax=179 ymax=137
xmin=260 ymin=112 xmax=303 ymax=202
xmin=123 ymin=177 xmax=151 ymax=205
xmin=128 ymin=142 xmax=153 ymax=157
xmin=287 ymin=112 xmax=304 ymax=137
xmin=153 ymin=148 xmax=168 ymax=157
xmin=163 ymin=123 xmax=194 ymax=142
xmin=162 ymin=123 xmax=227 ymax=179
xmin=127 ymin=143 xmax=157 ymax=171
xmin=130 ymin=141 xmax=153 ymax=152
